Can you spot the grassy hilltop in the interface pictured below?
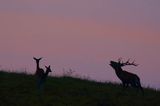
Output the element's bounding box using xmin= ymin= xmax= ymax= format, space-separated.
xmin=0 ymin=71 xmax=160 ymax=106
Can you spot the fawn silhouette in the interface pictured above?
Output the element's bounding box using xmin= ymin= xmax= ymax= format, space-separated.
xmin=33 ymin=57 xmax=44 ymax=77
xmin=38 ymin=65 xmax=52 ymax=90
xmin=109 ymin=58 xmax=143 ymax=93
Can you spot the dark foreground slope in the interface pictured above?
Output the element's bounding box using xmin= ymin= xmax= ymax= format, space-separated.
xmin=0 ymin=71 xmax=160 ymax=106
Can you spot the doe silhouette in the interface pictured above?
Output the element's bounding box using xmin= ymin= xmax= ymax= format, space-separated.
xmin=33 ymin=57 xmax=44 ymax=77
xmin=109 ymin=58 xmax=143 ymax=93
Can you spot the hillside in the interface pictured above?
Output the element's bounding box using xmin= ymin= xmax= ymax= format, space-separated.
xmin=0 ymin=71 xmax=160 ymax=106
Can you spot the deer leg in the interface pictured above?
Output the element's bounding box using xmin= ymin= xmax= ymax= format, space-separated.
xmin=137 ymin=81 xmax=144 ymax=94
xmin=122 ymin=82 xmax=128 ymax=91
xmin=126 ymin=83 xmax=129 ymax=88
xmin=122 ymin=82 xmax=125 ymax=88
xmin=134 ymin=78 xmax=144 ymax=94
xmin=131 ymin=83 xmax=136 ymax=88
xmin=37 ymin=77 xmax=41 ymax=88
xmin=37 ymin=77 xmax=44 ymax=91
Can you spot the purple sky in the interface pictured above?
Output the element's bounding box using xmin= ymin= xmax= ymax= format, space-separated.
xmin=0 ymin=0 xmax=160 ymax=88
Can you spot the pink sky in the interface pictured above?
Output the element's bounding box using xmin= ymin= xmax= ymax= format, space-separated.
xmin=0 ymin=0 xmax=160 ymax=88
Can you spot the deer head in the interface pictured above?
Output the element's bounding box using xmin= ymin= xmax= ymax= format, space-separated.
xmin=45 ymin=65 xmax=52 ymax=73
xmin=33 ymin=57 xmax=43 ymax=62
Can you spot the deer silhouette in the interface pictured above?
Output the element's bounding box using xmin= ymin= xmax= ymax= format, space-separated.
xmin=41 ymin=65 xmax=52 ymax=81
xmin=109 ymin=58 xmax=143 ymax=93
xmin=38 ymin=65 xmax=52 ymax=90
xmin=33 ymin=57 xmax=44 ymax=77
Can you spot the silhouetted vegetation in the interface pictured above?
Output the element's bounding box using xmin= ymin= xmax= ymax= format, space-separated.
xmin=0 ymin=71 xmax=160 ymax=106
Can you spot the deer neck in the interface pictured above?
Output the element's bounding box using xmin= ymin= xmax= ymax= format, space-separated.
xmin=36 ymin=62 xmax=40 ymax=70
xmin=114 ymin=67 xmax=123 ymax=76
xmin=44 ymin=71 xmax=49 ymax=77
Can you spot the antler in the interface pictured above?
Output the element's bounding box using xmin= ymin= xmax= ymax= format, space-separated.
xmin=118 ymin=58 xmax=138 ymax=66
xmin=118 ymin=57 xmax=123 ymax=63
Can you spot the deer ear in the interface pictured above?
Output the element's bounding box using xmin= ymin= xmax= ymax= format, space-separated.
xmin=39 ymin=57 xmax=43 ymax=60
xmin=33 ymin=57 xmax=37 ymax=60
xmin=45 ymin=66 xmax=48 ymax=68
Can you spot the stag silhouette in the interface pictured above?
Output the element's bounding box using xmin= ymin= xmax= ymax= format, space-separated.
xmin=109 ymin=58 xmax=143 ymax=93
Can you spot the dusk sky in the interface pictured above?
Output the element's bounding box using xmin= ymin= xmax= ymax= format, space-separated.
xmin=0 ymin=0 xmax=160 ymax=88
